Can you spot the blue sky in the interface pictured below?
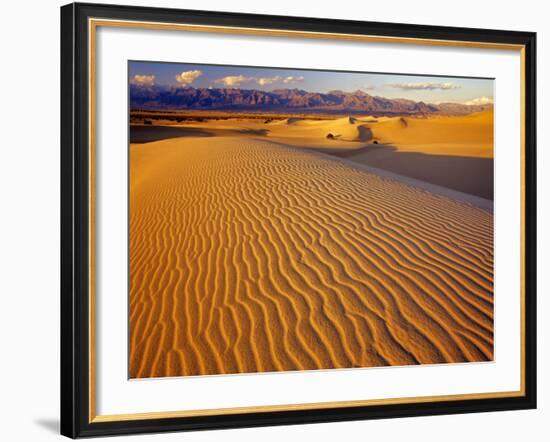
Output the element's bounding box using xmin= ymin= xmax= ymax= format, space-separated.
xmin=129 ymin=61 xmax=494 ymax=105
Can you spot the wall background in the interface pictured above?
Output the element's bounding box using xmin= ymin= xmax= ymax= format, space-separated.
xmin=0 ymin=0 xmax=546 ymax=440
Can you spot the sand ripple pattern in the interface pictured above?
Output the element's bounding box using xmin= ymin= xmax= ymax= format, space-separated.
xmin=129 ymin=136 xmax=493 ymax=378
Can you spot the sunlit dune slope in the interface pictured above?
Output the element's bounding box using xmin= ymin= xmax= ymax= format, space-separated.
xmin=129 ymin=136 xmax=493 ymax=378
xmin=366 ymin=111 xmax=494 ymax=158
xmin=269 ymin=116 xmax=373 ymax=142
xmin=268 ymin=111 xmax=493 ymax=157
xmin=157 ymin=110 xmax=493 ymax=158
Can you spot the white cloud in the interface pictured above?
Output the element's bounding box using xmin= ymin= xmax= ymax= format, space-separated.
xmin=257 ymin=76 xmax=282 ymax=86
xmin=130 ymin=74 xmax=155 ymax=86
xmin=175 ymin=69 xmax=203 ymax=85
xmin=464 ymin=96 xmax=494 ymax=106
xmin=213 ymin=74 xmax=305 ymax=87
xmin=213 ymin=75 xmax=252 ymax=87
xmin=282 ymin=76 xmax=304 ymax=84
xmin=387 ymin=82 xmax=461 ymax=91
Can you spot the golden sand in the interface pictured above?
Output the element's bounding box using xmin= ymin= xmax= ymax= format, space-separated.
xmin=129 ymin=123 xmax=494 ymax=378
xmin=132 ymin=111 xmax=494 ymax=198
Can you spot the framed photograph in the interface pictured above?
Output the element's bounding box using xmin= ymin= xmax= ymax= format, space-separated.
xmin=60 ymin=2 xmax=536 ymax=438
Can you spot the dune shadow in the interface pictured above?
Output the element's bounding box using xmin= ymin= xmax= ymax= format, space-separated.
xmin=333 ymin=144 xmax=494 ymax=200
xmin=327 ymin=142 xmax=392 ymax=157
xmin=357 ymin=125 xmax=373 ymax=142
xmin=130 ymin=125 xmax=214 ymax=143
xmin=130 ymin=125 xmax=271 ymax=143
xmin=265 ymin=139 xmax=493 ymax=200
xmin=238 ymin=128 xmax=270 ymax=136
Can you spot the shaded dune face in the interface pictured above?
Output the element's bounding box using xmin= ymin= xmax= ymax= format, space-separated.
xmin=129 ymin=136 xmax=493 ymax=379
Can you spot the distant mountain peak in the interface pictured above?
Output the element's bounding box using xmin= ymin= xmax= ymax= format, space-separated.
xmin=130 ymin=84 xmax=492 ymax=115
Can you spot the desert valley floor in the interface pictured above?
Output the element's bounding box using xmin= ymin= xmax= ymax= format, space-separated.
xmin=129 ymin=113 xmax=494 ymax=378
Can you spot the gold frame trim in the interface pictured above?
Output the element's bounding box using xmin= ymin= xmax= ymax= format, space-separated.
xmin=88 ymin=18 xmax=527 ymax=424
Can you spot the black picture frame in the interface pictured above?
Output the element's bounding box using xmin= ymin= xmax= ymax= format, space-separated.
xmin=61 ymin=2 xmax=537 ymax=438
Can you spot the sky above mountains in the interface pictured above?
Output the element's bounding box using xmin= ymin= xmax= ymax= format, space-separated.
xmin=129 ymin=61 xmax=494 ymax=106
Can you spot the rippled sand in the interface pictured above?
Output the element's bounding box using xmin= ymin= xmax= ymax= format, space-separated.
xmin=129 ymin=134 xmax=493 ymax=378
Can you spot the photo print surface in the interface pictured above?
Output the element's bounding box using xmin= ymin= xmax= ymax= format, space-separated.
xmin=128 ymin=61 xmax=494 ymax=379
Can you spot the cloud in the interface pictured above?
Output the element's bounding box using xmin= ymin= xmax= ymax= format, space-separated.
xmin=282 ymin=76 xmax=304 ymax=84
xmin=257 ymin=75 xmax=304 ymax=85
xmin=386 ymin=81 xmax=461 ymax=91
xmin=130 ymin=74 xmax=155 ymax=86
xmin=257 ymin=76 xmax=282 ymax=86
xmin=464 ymin=96 xmax=494 ymax=106
xmin=361 ymin=84 xmax=376 ymax=90
xmin=175 ymin=69 xmax=203 ymax=85
xmin=214 ymin=75 xmax=252 ymax=87
xmin=213 ymin=74 xmax=305 ymax=87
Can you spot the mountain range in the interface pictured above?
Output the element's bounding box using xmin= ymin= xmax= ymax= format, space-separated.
xmin=130 ymin=85 xmax=492 ymax=116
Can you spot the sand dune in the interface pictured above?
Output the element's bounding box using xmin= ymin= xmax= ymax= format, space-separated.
xmin=365 ymin=111 xmax=494 ymax=158
xmin=339 ymin=146 xmax=494 ymax=200
xmin=158 ymin=110 xmax=493 ymax=156
xmin=277 ymin=116 xmax=375 ymax=142
xmin=129 ymin=135 xmax=493 ymax=378
xmin=266 ymin=111 xmax=494 ymax=198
